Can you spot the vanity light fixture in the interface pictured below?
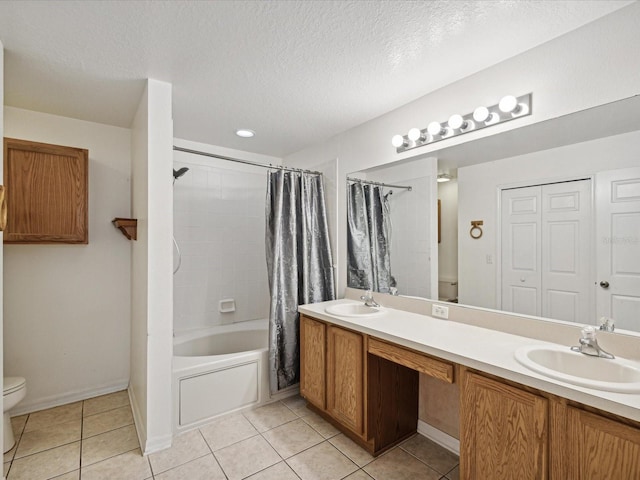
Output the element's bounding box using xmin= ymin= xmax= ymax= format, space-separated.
xmin=391 ymin=93 xmax=532 ymax=153
xmin=235 ymin=129 xmax=255 ymax=138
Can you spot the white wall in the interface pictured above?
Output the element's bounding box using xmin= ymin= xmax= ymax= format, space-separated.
xmin=3 ymin=107 xmax=131 ymax=413
xmin=129 ymin=79 xmax=174 ymax=454
xmin=458 ymin=129 xmax=640 ymax=310
xmin=284 ymin=3 xmax=640 ymax=295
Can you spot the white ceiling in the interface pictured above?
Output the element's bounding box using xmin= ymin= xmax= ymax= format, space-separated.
xmin=0 ymin=0 xmax=633 ymax=158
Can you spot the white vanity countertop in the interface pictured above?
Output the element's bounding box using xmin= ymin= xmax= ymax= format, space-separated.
xmin=299 ymin=298 xmax=640 ymax=423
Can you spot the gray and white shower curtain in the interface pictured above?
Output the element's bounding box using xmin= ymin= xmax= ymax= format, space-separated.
xmin=266 ymin=170 xmax=335 ymax=393
xmin=347 ymin=182 xmax=392 ymax=293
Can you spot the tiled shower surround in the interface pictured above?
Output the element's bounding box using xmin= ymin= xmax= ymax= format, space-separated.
xmin=173 ymin=159 xmax=270 ymax=332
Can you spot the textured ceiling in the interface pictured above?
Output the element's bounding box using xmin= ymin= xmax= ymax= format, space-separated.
xmin=0 ymin=0 xmax=633 ymax=157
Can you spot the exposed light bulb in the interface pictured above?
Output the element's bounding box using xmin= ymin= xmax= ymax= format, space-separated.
xmin=448 ymin=114 xmax=474 ymax=131
xmin=473 ymin=106 xmax=499 ymax=124
xmin=473 ymin=106 xmax=489 ymax=122
xmin=427 ymin=121 xmax=445 ymax=136
xmin=408 ymin=128 xmax=422 ymax=141
xmin=391 ymin=134 xmax=406 ymax=148
xmin=499 ymin=95 xmax=519 ymax=113
xmin=448 ymin=114 xmax=463 ymax=130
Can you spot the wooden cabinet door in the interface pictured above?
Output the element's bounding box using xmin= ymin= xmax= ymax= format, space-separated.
xmin=327 ymin=325 xmax=365 ymax=436
xmin=567 ymin=407 xmax=640 ymax=479
xmin=461 ymin=371 xmax=548 ymax=480
xmin=300 ymin=315 xmax=326 ymax=409
xmin=4 ymin=138 xmax=88 ymax=243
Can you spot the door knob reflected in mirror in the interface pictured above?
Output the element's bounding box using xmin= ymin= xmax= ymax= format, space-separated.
xmin=599 ymin=281 xmax=610 ymax=289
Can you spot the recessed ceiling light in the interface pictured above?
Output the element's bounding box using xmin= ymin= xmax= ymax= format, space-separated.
xmin=235 ymin=129 xmax=255 ymax=138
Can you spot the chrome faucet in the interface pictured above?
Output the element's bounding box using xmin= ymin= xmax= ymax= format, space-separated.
xmin=599 ymin=316 xmax=615 ymax=332
xmin=360 ymin=290 xmax=380 ymax=308
xmin=571 ymin=326 xmax=614 ymax=359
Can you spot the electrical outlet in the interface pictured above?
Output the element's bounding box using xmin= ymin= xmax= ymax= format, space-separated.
xmin=432 ymin=304 xmax=449 ymax=319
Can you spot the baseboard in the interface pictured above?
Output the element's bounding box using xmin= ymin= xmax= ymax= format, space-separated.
xmin=9 ymin=381 xmax=129 ymax=417
xmin=129 ymin=387 xmax=172 ymax=455
xmin=417 ymin=420 xmax=460 ymax=456
xmin=269 ymin=385 xmax=300 ymax=402
xmin=128 ymin=387 xmax=147 ymax=454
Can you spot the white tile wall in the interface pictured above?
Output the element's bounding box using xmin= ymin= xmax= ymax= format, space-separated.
xmin=389 ymin=176 xmax=431 ymax=298
xmin=173 ymin=160 xmax=270 ymax=331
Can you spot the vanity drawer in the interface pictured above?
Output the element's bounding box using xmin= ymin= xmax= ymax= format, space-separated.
xmin=368 ymin=338 xmax=454 ymax=383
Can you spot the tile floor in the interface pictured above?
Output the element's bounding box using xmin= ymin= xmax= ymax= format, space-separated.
xmin=3 ymin=391 xmax=459 ymax=480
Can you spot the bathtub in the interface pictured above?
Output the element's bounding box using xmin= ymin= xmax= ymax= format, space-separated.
xmin=173 ymin=318 xmax=271 ymax=433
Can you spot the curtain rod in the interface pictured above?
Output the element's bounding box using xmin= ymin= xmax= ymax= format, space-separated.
xmin=173 ymin=146 xmax=322 ymax=175
xmin=347 ymin=177 xmax=412 ymax=191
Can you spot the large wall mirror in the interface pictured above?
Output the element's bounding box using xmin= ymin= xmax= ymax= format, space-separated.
xmin=347 ymin=95 xmax=640 ymax=334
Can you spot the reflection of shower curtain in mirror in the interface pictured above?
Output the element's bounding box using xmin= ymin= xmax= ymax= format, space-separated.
xmin=347 ymin=183 xmax=392 ymax=293
xmin=266 ymin=170 xmax=336 ymax=393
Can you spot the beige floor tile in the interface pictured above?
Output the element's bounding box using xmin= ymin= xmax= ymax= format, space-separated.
xmin=246 ymin=461 xmax=299 ymax=479
xmin=80 ymin=425 xmax=139 ymax=466
xmin=214 ymin=435 xmax=281 ymax=480
xmin=343 ymin=470 xmax=374 ymax=480
xmin=4 ymin=441 xmax=18 ymax=463
xmin=446 ymin=464 xmax=459 ymax=480
xmin=281 ymin=395 xmax=310 ymax=417
xmin=83 ymin=390 xmax=130 ymax=417
xmin=399 ymin=434 xmax=458 ymax=475
xmin=4 ymin=462 xmax=10 ymax=477
xmin=199 ymin=412 xmax=258 ymax=451
xmin=300 ymin=411 xmax=340 ymax=439
xmin=148 ymin=429 xmax=210 ymax=474
xmin=154 ymin=454 xmax=226 ymax=480
xmin=24 ymin=403 xmax=82 ymax=433
xmin=329 ymin=434 xmax=375 ymax=467
xmin=50 ymin=470 xmax=79 ymax=479
xmin=83 ymin=405 xmax=134 ymax=438
xmin=286 ymin=441 xmax=358 ymax=480
xmin=7 ymin=441 xmax=80 ymax=480
xmin=243 ymin=402 xmax=297 ymax=433
xmin=263 ymin=418 xmax=324 ymax=459
xmin=81 ymin=448 xmax=151 ymax=480
xmin=15 ymin=418 xmax=81 ymax=458
xmin=10 ymin=415 xmax=28 ymax=435
xmin=364 ymin=448 xmax=440 ymax=480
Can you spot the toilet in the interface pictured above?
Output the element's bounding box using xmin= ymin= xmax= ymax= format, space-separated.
xmin=3 ymin=377 xmax=26 ymax=453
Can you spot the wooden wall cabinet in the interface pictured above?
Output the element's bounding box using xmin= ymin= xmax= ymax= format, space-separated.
xmin=4 ymin=138 xmax=88 ymax=244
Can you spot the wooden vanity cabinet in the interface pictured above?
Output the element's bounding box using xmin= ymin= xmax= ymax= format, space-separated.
xmin=565 ymin=406 xmax=640 ymax=478
xmin=326 ymin=324 xmax=365 ymax=436
xmin=300 ymin=315 xmax=326 ymax=409
xmin=461 ymin=370 xmax=548 ymax=480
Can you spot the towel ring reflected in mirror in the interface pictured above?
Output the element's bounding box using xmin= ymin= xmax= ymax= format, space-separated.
xmin=470 ymin=220 xmax=483 ymax=239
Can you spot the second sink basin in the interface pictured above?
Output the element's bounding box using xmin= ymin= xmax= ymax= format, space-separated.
xmin=515 ymin=344 xmax=640 ymax=393
xmin=325 ymin=302 xmax=385 ymax=318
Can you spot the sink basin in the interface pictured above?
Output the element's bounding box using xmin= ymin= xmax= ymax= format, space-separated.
xmin=515 ymin=345 xmax=640 ymax=393
xmin=325 ymin=303 xmax=385 ymax=318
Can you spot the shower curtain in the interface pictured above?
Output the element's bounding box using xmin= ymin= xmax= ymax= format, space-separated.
xmin=347 ymin=182 xmax=393 ymax=293
xmin=266 ymin=170 xmax=335 ymax=393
